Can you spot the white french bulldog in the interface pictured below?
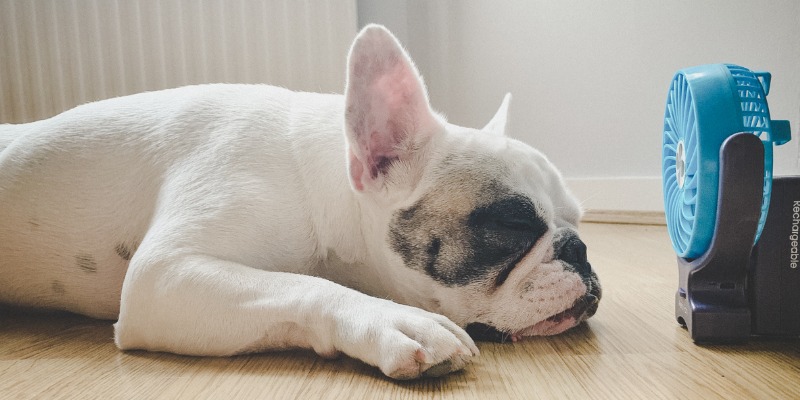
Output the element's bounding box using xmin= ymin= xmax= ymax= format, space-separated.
xmin=0 ymin=25 xmax=600 ymax=379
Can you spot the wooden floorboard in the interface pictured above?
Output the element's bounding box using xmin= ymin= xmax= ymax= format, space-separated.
xmin=582 ymin=210 xmax=666 ymax=225
xmin=1 ymin=223 xmax=798 ymax=399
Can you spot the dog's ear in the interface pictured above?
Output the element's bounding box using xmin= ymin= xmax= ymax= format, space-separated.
xmin=344 ymin=24 xmax=441 ymax=192
xmin=483 ymin=93 xmax=512 ymax=136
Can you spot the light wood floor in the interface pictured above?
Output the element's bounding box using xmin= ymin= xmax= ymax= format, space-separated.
xmin=1 ymin=223 xmax=798 ymax=399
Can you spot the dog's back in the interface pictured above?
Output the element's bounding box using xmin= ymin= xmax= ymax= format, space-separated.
xmin=0 ymin=121 xmax=30 ymax=154
xmin=0 ymin=84 xmax=342 ymax=319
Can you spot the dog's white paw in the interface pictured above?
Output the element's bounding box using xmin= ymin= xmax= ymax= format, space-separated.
xmin=333 ymin=300 xmax=479 ymax=380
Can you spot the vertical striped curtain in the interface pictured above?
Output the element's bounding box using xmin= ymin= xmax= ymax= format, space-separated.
xmin=0 ymin=0 xmax=357 ymax=123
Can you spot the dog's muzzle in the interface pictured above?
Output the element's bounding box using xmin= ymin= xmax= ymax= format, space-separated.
xmin=466 ymin=229 xmax=601 ymax=343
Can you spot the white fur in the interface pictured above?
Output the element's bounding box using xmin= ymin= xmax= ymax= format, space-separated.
xmin=0 ymin=25 xmax=590 ymax=379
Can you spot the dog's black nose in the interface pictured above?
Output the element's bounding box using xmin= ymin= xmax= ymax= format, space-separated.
xmin=555 ymin=233 xmax=591 ymax=276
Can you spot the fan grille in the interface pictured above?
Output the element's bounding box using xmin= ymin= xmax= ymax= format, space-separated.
xmin=726 ymin=65 xmax=773 ymax=242
xmin=663 ymin=73 xmax=698 ymax=256
xmin=663 ymin=64 xmax=776 ymax=259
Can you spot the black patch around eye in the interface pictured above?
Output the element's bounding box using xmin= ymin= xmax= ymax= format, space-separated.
xmin=468 ymin=196 xmax=547 ymax=238
xmin=389 ymin=190 xmax=549 ymax=287
xmin=494 ymin=248 xmax=533 ymax=287
xmin=425 ymin=237 xmax=442 ymax=277
xmin=466 ymin=196 xmax=547 ymax=265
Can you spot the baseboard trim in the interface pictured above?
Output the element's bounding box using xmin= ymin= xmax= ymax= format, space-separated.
xmin=582 ymin=209 xmax=666 ymax=225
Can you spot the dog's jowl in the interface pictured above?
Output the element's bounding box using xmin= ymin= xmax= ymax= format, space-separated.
xmin=0 ymin=24 xmax=600 ymax=379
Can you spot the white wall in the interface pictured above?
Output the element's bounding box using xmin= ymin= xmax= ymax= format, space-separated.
xmin=359 ymin=0 xmax=800 ymax=212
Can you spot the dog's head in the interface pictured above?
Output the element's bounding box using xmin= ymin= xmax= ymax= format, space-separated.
xmin=344 ymin=25 xmax=600 ymax=342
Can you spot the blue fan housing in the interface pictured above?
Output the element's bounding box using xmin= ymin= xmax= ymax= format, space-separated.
xmin=662 ymin=64 xmax=791 ymax=259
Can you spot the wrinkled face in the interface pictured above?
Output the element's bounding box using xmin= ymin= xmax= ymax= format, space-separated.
xmin=387 ymin=131 xmax=601 ymax=342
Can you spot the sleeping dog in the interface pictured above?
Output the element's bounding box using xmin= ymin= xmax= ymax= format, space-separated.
xmin=0 ymin=25 xmax=600 ymax=379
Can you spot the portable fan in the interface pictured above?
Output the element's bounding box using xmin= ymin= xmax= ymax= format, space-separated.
xmin=662 ymin=64 xmax=799 ymax=342
xmin=662 ymin=64 xmax=790 ymax=259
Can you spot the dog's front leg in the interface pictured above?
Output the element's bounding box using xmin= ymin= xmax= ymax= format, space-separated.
xmin=114 ymin=254 xmax=478 ymax=379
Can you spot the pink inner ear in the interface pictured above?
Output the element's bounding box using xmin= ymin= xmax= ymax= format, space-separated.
xmin=351 ymin=131 xmax=399 ymax=191
xmin=367 ymin=128 xmax=401 ymax=175
xmin=346 ymin=64 xmax=419 ymax=189
xmin=375 ymin=63 xmax=416 ymax=112
xmin=348 ymin=150 xmax=365 ymax=191
xmin=363 ymin=64 xmax=423 ymax=158
xmin=346 ymin=33 xmax=435 ymax=191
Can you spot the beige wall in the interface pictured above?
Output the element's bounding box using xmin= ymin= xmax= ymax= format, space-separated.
xmin=0 ymin=0 xmax=357 ymax=124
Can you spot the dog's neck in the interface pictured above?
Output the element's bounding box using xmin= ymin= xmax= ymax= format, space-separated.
xmin=304 ymin=160 xmax=405 ymax=299
xmin=286 ymin=94 xmax=395 ymax=296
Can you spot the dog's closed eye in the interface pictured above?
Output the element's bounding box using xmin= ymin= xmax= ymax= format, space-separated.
xmin=468 ymin=196 xmax=547 ymax=240
xmin=490 ymin=216 xmax=539 ymax=232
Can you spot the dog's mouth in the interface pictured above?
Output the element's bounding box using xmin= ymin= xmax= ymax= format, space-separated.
xmin=465 ymin=294 xmax=599 ymax=343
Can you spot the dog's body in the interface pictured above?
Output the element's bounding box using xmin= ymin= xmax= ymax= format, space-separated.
xmin=0 ymin=25 xmax=599 ymax=379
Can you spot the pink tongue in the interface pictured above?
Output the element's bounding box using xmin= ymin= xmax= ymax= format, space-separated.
xmin=515 ymin=316 xmax=577 ymax=338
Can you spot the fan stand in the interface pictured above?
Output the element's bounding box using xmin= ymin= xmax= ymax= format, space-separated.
xmin=676 ymin=133 xmax=800 ymax=341
xmin=675 ymin=133 xmax=763 ymax=342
